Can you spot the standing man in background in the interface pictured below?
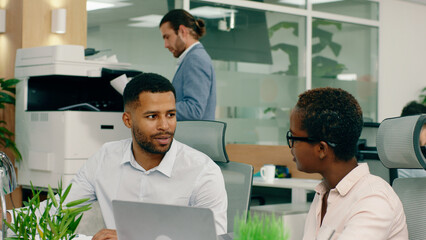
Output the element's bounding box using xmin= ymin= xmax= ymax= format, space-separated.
xmin=159 ymin=9 xmax=216 ymax=121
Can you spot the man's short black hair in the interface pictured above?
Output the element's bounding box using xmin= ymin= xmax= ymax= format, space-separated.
xmin=401 ymin=101 xmax=426 ymax=117
xmin=123 ymin=72 xmax=176 ymax=110
xmin=296 ymin=87 xmax=363 ymax=161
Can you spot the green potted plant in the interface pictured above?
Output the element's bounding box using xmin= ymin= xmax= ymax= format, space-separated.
xmin=234 ymin=212 xmax=290 ymax=240
xmin=0 ymin=78 xmax=22 ymax=161
xmin=4 ymin=181 xmax=91 ymax=240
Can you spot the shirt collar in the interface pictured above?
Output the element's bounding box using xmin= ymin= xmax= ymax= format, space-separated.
xmin=335 ymin=163 xmax=369 ymax=196
xmin=120 ymin=139 xmax=178 ymax=178
xmin=315 ymin=163 xmax=370 ymax=196
xmin=176 ymin=41 xmax=200 ymax=66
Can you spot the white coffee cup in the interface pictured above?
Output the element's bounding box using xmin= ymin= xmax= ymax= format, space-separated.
xmin=260 ymin=164 xmax=276 ymax=183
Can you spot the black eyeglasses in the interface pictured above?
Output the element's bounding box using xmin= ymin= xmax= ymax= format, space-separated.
xmin=286 ymin=130 xmax=337 ymax=148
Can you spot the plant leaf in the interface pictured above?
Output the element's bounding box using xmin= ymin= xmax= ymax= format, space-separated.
xmin=329 ymin=41 xmax=342 ymax=57
xmin=65 ymin=197 xmax=90 ymax=208
xmin=68 ymin=214 xmax=83 ymax=232
xmin=271 ymin=43 xmax=299 ymax=76
xmin=48 ymin=185 xmax=58 ymax=208
xmin=0 ymin=92 xmax=15 ymax=104
xmin=60 ymin=183 xmax=72 ymax=204
xmin=268 ymin=21 xmax=299 ymax=38
xmin=7 ymin=180 xmax=92 ymax=239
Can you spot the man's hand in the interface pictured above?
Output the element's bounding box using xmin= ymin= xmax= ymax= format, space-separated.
xmin=92 ymin=229 xmax=118 ymax=240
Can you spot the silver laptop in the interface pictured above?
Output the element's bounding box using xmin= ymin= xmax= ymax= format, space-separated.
xmin=112 ymin=200 xmax=219 ymax=240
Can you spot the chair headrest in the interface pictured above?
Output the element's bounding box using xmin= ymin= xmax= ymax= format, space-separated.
xmin=174 ymin=120 xmax=229 ymax=163
xmin=377 ymin=114 xmax=426 ymax=169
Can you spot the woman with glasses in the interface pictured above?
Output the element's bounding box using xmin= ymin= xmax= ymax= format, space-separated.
xmin=289 ymin=87 xmax=408 ymax=240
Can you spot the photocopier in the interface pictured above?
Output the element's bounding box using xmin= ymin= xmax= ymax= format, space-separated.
xmin=14 ymin=45 xmax=141 ymax=189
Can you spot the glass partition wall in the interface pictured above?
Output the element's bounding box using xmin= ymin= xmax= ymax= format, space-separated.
xmin=87 ymin=0 xmax=379 ymax=145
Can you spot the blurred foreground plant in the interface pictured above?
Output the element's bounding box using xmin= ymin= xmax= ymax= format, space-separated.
xmin=4 ymin=181 xmax=91 ymax=240
xmin=234 ymin=212 xmax=290 ymax=240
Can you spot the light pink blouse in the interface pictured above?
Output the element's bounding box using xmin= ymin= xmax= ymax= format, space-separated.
xmin=303 ymin=163 xmax=408 ymax=240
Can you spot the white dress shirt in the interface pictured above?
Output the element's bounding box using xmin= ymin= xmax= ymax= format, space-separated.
xmin=175 ymin=41 xmax=200 ymax=71
xmin=66 ymin=138 xmax=228 ymax=234
xmin=303 ymin=163 xmax=408 ymax=240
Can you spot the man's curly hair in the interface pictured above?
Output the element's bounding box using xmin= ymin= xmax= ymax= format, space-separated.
xmin=295 ymin=87 xmax=363 ymax=161
xmin=401 ymin=101 xmax=426 ymax=117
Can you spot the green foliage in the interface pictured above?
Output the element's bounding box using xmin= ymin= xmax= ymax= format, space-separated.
xmin=311 ymin=20 xmax=346 ymax=78
xmin=271 ymin=44 xmax=298 ymax=76
xmin=312 ymin=26 xmax=342 ymax=56
xmin=420 ymin=87 xmax=426 ymax=104
xmin=234 ymin=212 xmax=290 ymax=240
xmin=269 ymin=19 xmax=346 ymax=78
xmin=269 ymin=21 xmax=299 ymax=76
xmin=4 ymin=181 xmax=91 ymax=240
xmin=0 ymin=78 xmax=22 ymax=161
xmin=269 ymin=22 xmax=299 ymax=38
xmin=312 ymin=56 xmax=346 ymax=78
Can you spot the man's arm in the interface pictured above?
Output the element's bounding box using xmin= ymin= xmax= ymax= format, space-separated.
xmin=63 ymin=148 xmax=102 ymax=205
xmin=190 ymin=162 xmax=228 ymax=235
xmin=175 ymin=52 xmax=214 ymax=120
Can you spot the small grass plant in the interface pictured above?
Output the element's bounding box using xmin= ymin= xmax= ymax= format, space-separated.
xmin=4 ymin=181 xmax=91 ymax=240
xmin=234 ymin=212 xmax=290 ymax=240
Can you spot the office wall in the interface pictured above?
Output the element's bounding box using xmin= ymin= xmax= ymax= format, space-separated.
xmin=87 ymin=24 xmax=176 ymax=81
xmin=0 ymin=0 xmax=87 ymax=208
xmin=379 ymin=0 xmax=426 ymax=121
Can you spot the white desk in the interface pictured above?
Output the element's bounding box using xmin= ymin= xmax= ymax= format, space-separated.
xmin=252 ymin=177 xmax=321 ymax=203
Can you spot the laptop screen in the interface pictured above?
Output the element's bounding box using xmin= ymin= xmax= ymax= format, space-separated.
xmin=112 ymin=200 xmax=218 ymax=240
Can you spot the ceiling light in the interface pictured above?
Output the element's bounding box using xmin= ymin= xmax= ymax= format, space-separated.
xmin=128 ymin=14 xmax=163 ymax=28
xmin=337 ymin=73 xmax=357 ymax=81
xmin=189 ymin=6 xmax=237 ymax=19
xmin=130 ymin=15 xmax=163 ymax=23
xmin=87 ymin=2 xmax=114 ymax=11
xmin=87 ymin=0 xmax=132 ymax=11
xmin=128 ymin=22 xmax=159 ymax=28
xmin=278 ymin=0 xmax=342 ymax=5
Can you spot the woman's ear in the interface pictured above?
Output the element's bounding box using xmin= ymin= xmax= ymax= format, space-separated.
xmin=317 ymin=141 xmax=329 ymax=160
xmin=122 ymin=112 xmax=132 ymax=129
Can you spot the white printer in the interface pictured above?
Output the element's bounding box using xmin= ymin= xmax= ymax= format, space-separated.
xmin=14 ymin=45 xmax=140 ymax=189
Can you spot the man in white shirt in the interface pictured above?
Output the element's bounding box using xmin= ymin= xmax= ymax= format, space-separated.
xmin=65 ymin=73 xmax=227 ymax=239
xmin=287 ymin=87 xmax=408 ymax=239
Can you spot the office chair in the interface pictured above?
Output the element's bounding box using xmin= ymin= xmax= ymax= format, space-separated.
xmin=376 ymin=114 xmax=426 ymax=240
xmin=357 ymin=122 xmax=397 ymax=184
xmin=174 ymin=120 xmax=254 ymax=233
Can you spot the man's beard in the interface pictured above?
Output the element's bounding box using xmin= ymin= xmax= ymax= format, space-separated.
xmin=133 ymin=127 xmax=174 ymax=154
xmin=173 ymin=35 xmax=186 ymax=58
